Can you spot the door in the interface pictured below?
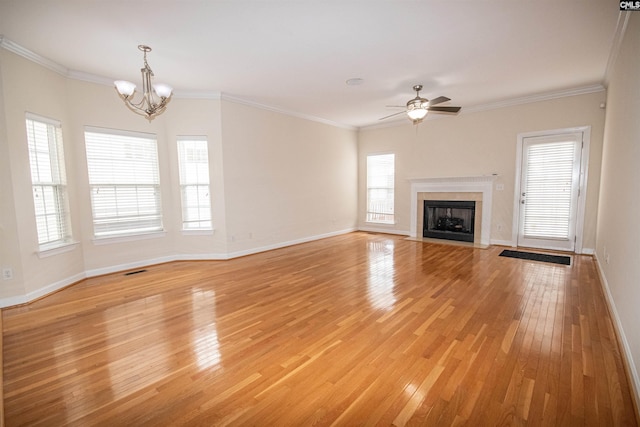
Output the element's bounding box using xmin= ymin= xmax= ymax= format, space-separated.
xmin=517 ymin=132 xmax=583 ymax=252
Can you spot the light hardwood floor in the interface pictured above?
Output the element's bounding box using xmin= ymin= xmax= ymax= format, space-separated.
xmin=2 ymin=232 xmax=638 ymax=426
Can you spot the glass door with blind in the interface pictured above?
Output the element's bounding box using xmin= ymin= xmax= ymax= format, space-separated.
xmin=517 ymin=132 xmax=583 ymax=252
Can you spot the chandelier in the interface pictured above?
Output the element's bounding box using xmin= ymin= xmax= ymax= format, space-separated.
xmin=114 ymin=45 xmax=173 ymax=121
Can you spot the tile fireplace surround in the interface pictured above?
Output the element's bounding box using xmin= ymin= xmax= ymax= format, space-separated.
xmin=409 ymin=176 xmax=495 ymax=246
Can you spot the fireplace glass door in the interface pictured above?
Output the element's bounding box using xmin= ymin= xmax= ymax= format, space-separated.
xmin=423 ymin=200 xmax=475 ymax=242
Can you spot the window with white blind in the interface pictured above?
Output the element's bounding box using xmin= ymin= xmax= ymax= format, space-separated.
xmin=84 ymin=127 xmax=162 ymax=238
xmin=177 ymin=137 xmax=212 ymax=230
xmin=26 ymin=114 xmax=72 ymax=248
xmin=366 ymin=153 xmax=395 ymax=224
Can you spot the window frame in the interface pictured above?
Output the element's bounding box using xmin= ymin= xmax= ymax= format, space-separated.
xmin=177 ymin=136 xmax=212 ymax=231
xmin=366 ymin=153 xmax=395 ymax=225
xmin=84 ymin=126 xmax=163 ymax=240
xmin=25 ymin=113 xmax=73 ymax=250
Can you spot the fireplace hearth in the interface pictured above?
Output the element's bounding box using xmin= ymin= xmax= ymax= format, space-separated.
xmin=423 ymin=200 xmax=476 ymax=242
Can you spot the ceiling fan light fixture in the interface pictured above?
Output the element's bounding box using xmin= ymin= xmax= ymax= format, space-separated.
xmin=407 ymin=109 xmax=428 ymax=122
xmin=378 ymin=84 xmax=460 ymax=124
xmin=406 ymin=100 xmax=428 ymax=121
xmin=114 ymin=45 xmax=173 ymax=121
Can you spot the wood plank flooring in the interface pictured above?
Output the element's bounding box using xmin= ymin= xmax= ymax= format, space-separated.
xmin=2 ymin=232 xmax=637 ymax=426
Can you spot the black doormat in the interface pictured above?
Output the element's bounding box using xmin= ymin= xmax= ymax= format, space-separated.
xmin=499 ymin=249 xmax=571 ymax=265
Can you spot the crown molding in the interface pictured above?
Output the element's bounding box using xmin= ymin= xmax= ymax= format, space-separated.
xmin=359 ymin=84 xmax=606 ymax=131
xmin=461 ymin=84 xmax=606 ymax=115
xmin=173 ymin=90 xmax=221 ymax=100
xmin=0 ymin=35 xmax=353 ymax=129
xmin=220 ymin=93 xmax=357 ymax=131
xmin=603 ymin=11 xmax=630 ymax=88
xmin=0 ymin=35 xmax=69 ymax=76
xmin=67 ymin=70 xmax=221 ymax=100
xmin=0 ymin=35 xmax=606 ymax=132
xmin=0 ymin=36 xmax=221 ymax=101
xmin=67 ymin=70 xmax=113 ymax=86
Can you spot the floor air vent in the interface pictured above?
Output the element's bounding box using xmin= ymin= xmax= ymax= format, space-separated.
xmin=124 ymin=269 xmax=147 ymax=276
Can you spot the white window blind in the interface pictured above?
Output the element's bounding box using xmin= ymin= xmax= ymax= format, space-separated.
xmin=26 ymin=114 xmax=72 ymax=248
xmin=84 ymin=128 xmax=162 ymax=238
xmin=177 ymin=137 xmax=212 ymax=230
xmin=523 ymin=141 xmax=576 ymax=239
xmin=366 ymin=153 xmax=395 ymax=224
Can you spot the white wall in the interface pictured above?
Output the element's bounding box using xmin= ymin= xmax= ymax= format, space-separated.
xmin=596 ymin=12 xmax=640 ymax=404
xmin=358 ymin=91 xmax=607 ymax=250
xmin=0 ymin=49 xmax=358 ymax=305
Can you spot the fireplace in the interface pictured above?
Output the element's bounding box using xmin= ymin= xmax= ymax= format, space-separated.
xmin=423 ymin=200 xmax=476 ymax=242
xmin=409 ymin=176 xmax=494 ymax=246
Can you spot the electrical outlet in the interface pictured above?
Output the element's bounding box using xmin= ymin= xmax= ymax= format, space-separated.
xmin=2 ymin=267 xmax=13 ymax=280
xmin=496 ymin=184 xmax=505 ymax=191
xmin=497 ymin=224 xmax=503 ymax=232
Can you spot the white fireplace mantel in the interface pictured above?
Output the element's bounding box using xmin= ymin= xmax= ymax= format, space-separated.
xmin=409 ymin=175 xmax=496 ymax=246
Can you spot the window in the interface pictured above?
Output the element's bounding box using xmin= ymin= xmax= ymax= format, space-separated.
xmin=177 ymin=137 xmax=211 ymax=230
xmin=25 ymin=114 xmax=72 ymax=248
xmin=366 ymin=153 xmax=395 ymax=224
xmin=84 ymin=127 xmax=162 ymax=238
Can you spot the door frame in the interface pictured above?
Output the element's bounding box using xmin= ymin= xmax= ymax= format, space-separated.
xmin=511 ymin=126 xmax=591 ymax=254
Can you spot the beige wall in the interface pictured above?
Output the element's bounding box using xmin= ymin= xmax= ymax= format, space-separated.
xmin=0 ymin=49 xmax=358 ymax=305
xmin=221 ymin=101 xmax=358 ymax=254
xmin=65 ymin=80 xmax=229 ymax=270
xmin=358 ymin=91 xmax=607 ymax=251
xmin=0 ymin=50 xmax=85 ymax=301
xmin=0 ymin=51 xmax=25 ymax=299
xmin=596 ymin=13 xmax=640 ymax=402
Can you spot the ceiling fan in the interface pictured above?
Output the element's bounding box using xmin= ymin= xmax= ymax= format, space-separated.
xmin=380 ymin=85 xmax=461 ymax=124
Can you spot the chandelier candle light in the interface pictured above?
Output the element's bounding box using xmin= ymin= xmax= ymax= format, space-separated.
xmin=114 ymin=45 xmax=173 ymax=121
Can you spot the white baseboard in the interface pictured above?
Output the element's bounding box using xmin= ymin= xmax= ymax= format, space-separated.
xmin=174 ymin=253 xmax=228 ymax=261
xmin=358 ymin=226 xmax=410 ymax=236
xmin=490 ymin=239 xmax=516 ymax=247
xmin=488 ymin=240 xmax=596 ymax=255
xmin=593 ymin=253 xmax=640 ymax=413
xmin=0 ymin=272 xmax=88 ymax=308
xmin=226 ymin=228 xmax=356 ymax=259
xmin=84 ymin=255 xmax=177 ymax=278
xmin=0 ymin=228 xmax=356 ymax=308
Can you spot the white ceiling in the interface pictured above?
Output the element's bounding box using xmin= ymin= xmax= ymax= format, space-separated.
xmin=0 ymin=1 xmax=622 ymax=128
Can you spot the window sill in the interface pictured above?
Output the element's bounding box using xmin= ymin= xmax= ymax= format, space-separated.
xmin=181 ymin=229 xmax=215 ymax=236
xmin=37 ymin=241 xmax=79 ymax=258
xmin=92 ymin=231 xmax=167 ymax=245
xmin=365 ymin=221 xmax=396 ymax=226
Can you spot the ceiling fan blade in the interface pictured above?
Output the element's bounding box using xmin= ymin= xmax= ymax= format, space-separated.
xmin=426 ymin=96 xmax=450 ymax=106
xmin=378 ymin=110 xmax=407 ymax=120
xmin=427 ymin=106 xmax=461 ymax=114
xmin=385 ymin=105 xmax=406 ymax=108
